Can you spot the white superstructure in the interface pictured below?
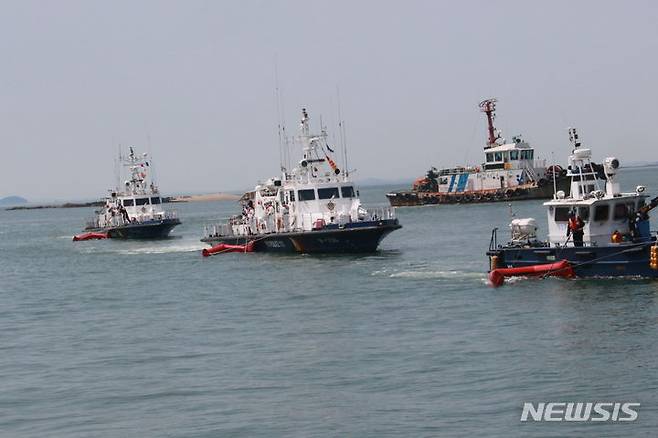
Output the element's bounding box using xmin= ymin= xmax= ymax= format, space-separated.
xmin=88 ymin=148 xmax=177 ymax=229
xmin=533 ymin=128 xmax=647 ymax=246
xmin=206 ymin=109 xmax=394 ymax=238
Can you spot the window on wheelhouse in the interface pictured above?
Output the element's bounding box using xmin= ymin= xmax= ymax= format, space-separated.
xmin=554 ymin=207 xmax=571 ymax=222
xmin=136 ymin=198 xmax=149 ymax=206
xmin=341 ymin=186 xmax=355 ymax=198
xmin=289 ymin=190 xmax=295 ymax=202
xmin=122 ymin=199 xmax=134 ymax=206
xmin=486 ymin=153 xmax=494 ymax=162
xmin=494 ymin=152 xmax=503 ymax=161
xmin=613 ymin=203 xmax=629 ymax=221
xmin=150 ymin=197 xmax=161 ymax=204
xmin=298 ymin=189 xmax=316 ymax=201
xmin=520 ymin=150 xmax=534 ymax=160
xmin=577 ymin=206 xmax=590 ymax=221
xmin=318 ymin=187 xmax=339 ymax=199
xmin=594 ymin=204 xmax=609 ymax=222
xmin=509 ymin=150 xmax=519 ymax=160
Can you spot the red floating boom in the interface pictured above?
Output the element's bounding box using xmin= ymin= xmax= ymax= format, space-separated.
xmin=73 ymin=232 xmax=108 ymax=241
xmin=488 ymin=260 xmax=575 ymax=287
xmin=202 ymin=241 xmax=255 ymax=257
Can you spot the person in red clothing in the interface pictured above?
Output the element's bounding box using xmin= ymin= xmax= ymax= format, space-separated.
xmin=567 ymin=211 xmax=585 ymax=247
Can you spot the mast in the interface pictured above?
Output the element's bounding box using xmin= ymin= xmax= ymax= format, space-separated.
xmin=479 ymin=98 xmax=499 ymax=149
xmin=336 ymin=86 xmax=349 ymax=178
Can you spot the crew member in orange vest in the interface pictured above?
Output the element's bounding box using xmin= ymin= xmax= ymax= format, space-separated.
xmin=567 ymin=211 xmax=585 ymax=247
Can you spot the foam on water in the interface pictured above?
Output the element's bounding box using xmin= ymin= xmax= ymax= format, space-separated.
xmin=115 ymin=242 xmax=206 ymax=255
xmin=373 ymin=267 xmax=486 ymax=280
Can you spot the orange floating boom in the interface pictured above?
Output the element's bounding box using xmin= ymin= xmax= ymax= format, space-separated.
xmin=488 ymin=260 xmax=575 ymax=287
xmin=202 ymin=241 xmax=255 ymax=257
xmin=72 ymin=232 xmax=108 ymax=241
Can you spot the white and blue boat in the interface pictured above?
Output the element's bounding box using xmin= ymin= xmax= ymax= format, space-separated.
xmin=387 ymin=98 xmax=570 ymax=206
xmin=202 ymin=109 xmax=401 ymax=253
xmin=487 ymin=128 xmax=658 ymax=282
xmin=81 ymin=148 xmax=180 ymax=239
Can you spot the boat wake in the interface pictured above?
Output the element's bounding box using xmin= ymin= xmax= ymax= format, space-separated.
xmin=373 ymin=268 xmax=485 ymax=281
xmin=115 ymin=242 xmax=206 ymax=255
xmin=73 ymin=240 xmax=206 ymax=255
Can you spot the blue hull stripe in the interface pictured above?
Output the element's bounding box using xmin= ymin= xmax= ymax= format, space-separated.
xmin=456 ymin=173 xmax=469 ymax=192
xmin=448 ymin=175 xmax=456 ymax=193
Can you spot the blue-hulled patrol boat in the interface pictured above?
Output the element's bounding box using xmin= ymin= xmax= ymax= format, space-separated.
xmin=80 ymin=148 xmax=180 ymax=239
xmin=487 ymin=128 xmax=658 ymax=282
xmin=202 ymin=109 xmax=401 ymax=253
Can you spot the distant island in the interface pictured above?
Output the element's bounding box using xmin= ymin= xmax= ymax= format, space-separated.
xmin=0 ymin=196 xmax=28 ymax=206
xmin=5 ymin=192 xmax=240 ymax=211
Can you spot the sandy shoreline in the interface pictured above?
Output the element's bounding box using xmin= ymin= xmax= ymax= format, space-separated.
xmin=168 ymin=193 xmax=241 ymax=202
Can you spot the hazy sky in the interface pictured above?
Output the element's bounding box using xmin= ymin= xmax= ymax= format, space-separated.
xmin=1 ymin=0 xmax=657 ymax=200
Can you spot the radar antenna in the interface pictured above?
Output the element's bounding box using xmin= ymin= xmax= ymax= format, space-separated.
xmin=568 ymin=127 xmax=581 ymax=149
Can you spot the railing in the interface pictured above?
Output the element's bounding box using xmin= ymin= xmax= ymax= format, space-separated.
xmin=203 ymin=206 xmax=398 ymax=238
xmin=361 ymin=206 xmax=396 ymax=221
xmin=204 ymin=223 xmax=236 ymax=237
xmin=86 ymin=209 xmax=178 ymax=229
xmin=489 ymin=228 xmax=498 ymax=251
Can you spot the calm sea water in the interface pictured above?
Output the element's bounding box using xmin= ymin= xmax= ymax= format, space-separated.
xmin=1 ymin=169 xmax=657 ymax=437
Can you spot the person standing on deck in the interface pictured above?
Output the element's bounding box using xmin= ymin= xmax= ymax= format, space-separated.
xmin=567 ymin=211 xmax=585 ymax=247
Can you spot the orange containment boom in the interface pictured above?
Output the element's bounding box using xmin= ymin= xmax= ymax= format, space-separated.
xmin=73 ymin=232 xmax=108 ymax=241
xmin=202 ymin=241 xmax=255 ymax=257
xmin=488 ymin=260 xmax=575 ymax=287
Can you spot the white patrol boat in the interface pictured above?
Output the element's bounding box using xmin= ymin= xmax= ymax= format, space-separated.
xmin=487 ymin=128 xmax=658 ymax=284
xmin=387 ymin=98 xmax=570 ymax=206
xmin=80 ymin=148 xmax=180 ymax=239
xmin=202 ymin=109 xmax=401 ymax=253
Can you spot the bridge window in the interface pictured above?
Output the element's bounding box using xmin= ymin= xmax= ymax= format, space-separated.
xmin=577 ymin=206 xmax=590 ymax=221
xmin=318 ymin=187 xmax=339 ymax=199
xmin=298 ymin=189 xmax=316 ymax=201
xmin=520 ymin=150 xmax=535 ymax=160
xmin=554 ymin=207 xmax=571 ymax=222
xmin=136 ymin=198 xmax=149 ymax=206
xmin=510 ymin=150 xmax=519 ymax=160
xmin=341 ymin=186 xmax=355 ymax=198
xmin=494 ymin=152 xmax=503 ymax=161
xmin=122 ymin=199 xmax=134 ymax=207
xmin=613 ymin=203 xmax=629 ymax=221
xmin=594 ymin=204 xmax=609 ymax=222
xmin=486 ymin=153 xmax=494 ymax=162
xmin=150 ymin=197 xmax=161 ymax=204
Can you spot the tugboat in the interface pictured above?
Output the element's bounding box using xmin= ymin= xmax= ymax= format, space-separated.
xmin=78 ymin=148 xmax=180 ymax=239
xmin=386 ymin=98 xmax=570 ymax=206
xmin=487 ymin=128 xmax=658 ymax=286
xmin=201 ymin=109 xmax=401 ymax=253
